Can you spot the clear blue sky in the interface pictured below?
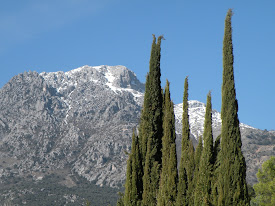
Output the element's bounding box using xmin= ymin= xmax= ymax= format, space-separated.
xmin=0 ymin=0 xmax=274 ymax=130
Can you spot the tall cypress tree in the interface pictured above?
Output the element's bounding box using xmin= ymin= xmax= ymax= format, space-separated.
xmin=124 ymin=137 xmax=133 ymax=205
xmin=123 ymin=130 xmax=142 ymax=205
xmin=140 ymin=36 xmax=156 ymax=163
xmin=140 ymin=35 xmax=163 ymax=164
xmin=193 ymin=135 xmax=203 ymax=196
xmin=186 ymin=139 xmax=195 ymax=205
xmin=194 ymin=92 xmax=214 ymax=206
xmin=167 ymin=143 xmax=178 ymax=204
xmin=217 ymin=9 xmax=249 ymax=206
xmin=157 ymin=80 xmax=178 ymax=206
xmin=176 ymin=77 xmax=195 ymax=206
xmin=132 ymin=132 xmax=143 ymax=205
xmin=211 ymin=135 xmax=221 ymax=206
xmin=141 ymin=35 xmax=164 ymax=205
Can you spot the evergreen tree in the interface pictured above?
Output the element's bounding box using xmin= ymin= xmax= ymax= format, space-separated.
xmin=251 ymin=156 xmax=275 ymax=206
xmin=132 ymin=133 xmax=143 ymax=205
xmin=211 ymin=135 xmax=221 ymax=206
xmin=217 ymin=9 xmax=249 ymax=205
xmin=124 ymin=130 xmax=142 ymax=205
xmin=176 ymin=77 xmax=195 ymax=206
xmin=140 ymin=35 xmax=163 ymax=165
xmin=194 ymin=92 xmax=214 ymax=206
xmin=157 ymin=80 xmax=178 ymax=206
xmin=117 ymin=192 xmax=125 ymax=206
xmin=193 ymin=135 xmax=203 ymax=187
xmin=142 ymin=137 xmax=160 ymax=205
xmin=124 ymin=134 xmax=133 ymax=205
xmin=141 ymin=35 xmax=164 ymax=205
xmin=186 ymin=139 xmax=195 ymax=205
xmin=167 ymin=143 xmax=178 ymax=204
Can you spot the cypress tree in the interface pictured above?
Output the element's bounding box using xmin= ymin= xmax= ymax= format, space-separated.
xmin=140 ymin=35 xmax=163 ymax=164
xmin=123 ymin=130 xmax=142 ymax=205
xmin=194 ymin=92 xmax=214 ymax=206
xmin=142 ymin=138 xmax=160 ymax=205
xmin=141 ymin=35 xmax=164 ymax=205
xmin=193 ymin=135 xmax=203 ymax=197
xmin=132 ymin=133 xmax=143 ymax=205
xmin=124 ymin=132 xmax=134 ymax=205
xmin=140 ymin=38 xmax=156 ymax=163
xmin=211 ymin=135 xmax=221 ymax=206
xmin=167 ymin=143 xmax=178 ymax=204
xmin=217 ymin=9 xmax=249 ymax=205
xmin=186 ymin=139 xmax=195 ymax=205
xmin=157 ymin=80 xmax=178 ymax=206
xmin=176 ymin=77 xmax=195 ymax=206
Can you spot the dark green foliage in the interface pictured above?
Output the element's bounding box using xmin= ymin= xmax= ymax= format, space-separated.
xmin=193 ymin=135 xmax=203 ymax=187
xmin=176 ymin=167 xmax=187 ymax=206
xmin=194 ymin=92 xmax=214 ymax=206
xmin=218 ymin=9 xmax=249 ymax=206
xmin=117 ymin=192 xmax=125 ymax=206
xmin=211 ymin=135 xmax=221 ymax=206
xmin=124 ymin=135 xmax=133 ymax=205
xmin=131 ymin=133 xmax=143 ymax=204
xmin=247 ymin=184 xmax=256 ymax=202
xmin=157 ymin=80 xmax=178 ymax=206
xmin=140 ymin=35 xmax=164 ymax=205
xmin=167 ymin=143 xmax=178 ymax=204
xmin=142 ymin=138 xmax=159 ymax=205
xmin=176 ymin=77 xmax=195 ymax=206
xmin=124 ymin=130 xmax=142 ymax=205
xmin=140 ymin=35 xmax=163 ymax=165
xmin=186 ymin=139 xmax=195 ymax=205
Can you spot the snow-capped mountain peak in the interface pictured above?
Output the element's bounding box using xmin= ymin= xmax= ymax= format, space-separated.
xmin=40 ymin=65 xmax=145 ymax=104
xmin=174 ymin=100 xmax=254 ymax=140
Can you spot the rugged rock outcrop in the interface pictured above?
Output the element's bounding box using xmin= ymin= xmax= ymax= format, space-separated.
xmin=0 ymin=65 xmax=274 ymax=191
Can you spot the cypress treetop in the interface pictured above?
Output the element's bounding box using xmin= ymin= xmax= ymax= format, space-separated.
xmin=176 ymin=76 xmax=195 ymax=206
xmin=157 ymin=80 xmax=178 ymax=206
xmin=194 ymin=92 xmax=214 ymax=206
xmin=141 ymin=35 xmax=164 ymax=205
xmin=218 ymin=9 xmax=249 ymax=206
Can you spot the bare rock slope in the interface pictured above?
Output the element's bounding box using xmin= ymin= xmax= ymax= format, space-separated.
xmin=0 ymin=65 xmax=274 ymax=191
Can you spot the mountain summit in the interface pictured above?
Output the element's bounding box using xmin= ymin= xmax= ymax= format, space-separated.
xmin=0 ymin=66 xmax=274 ymax=202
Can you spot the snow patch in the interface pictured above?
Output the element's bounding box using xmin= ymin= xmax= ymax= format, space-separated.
xmin=174 ymin=100 xmax=255 ymax=140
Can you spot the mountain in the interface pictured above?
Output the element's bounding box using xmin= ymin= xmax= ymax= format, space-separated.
xmin=174 ymin=101 xmax=275 ymax=184
xmin=0 ymin=65 xmax=274 ymax=204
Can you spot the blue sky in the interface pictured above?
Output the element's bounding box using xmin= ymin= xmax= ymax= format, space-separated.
xmin=0 ymin=0 xmax=274 ymax=130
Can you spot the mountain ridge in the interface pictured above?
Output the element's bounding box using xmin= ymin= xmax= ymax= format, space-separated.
xmin=0 ymin=65 xmax=274 ymax=204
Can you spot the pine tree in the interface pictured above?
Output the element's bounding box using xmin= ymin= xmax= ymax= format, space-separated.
xmin=141 ymin=35 xmax=164 ymax=205
xmin=194 ymin=92 xmax=214 ymax=206
xmin=176 ymin=77 xmax=195 ymax=206
xmin=217 ymin=9 xmax=249 ymax=205
xmin=157 ymin=80 xmax=178 ymax=206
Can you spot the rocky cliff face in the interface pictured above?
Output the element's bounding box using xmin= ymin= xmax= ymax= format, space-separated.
xmin=0 ymin=65 xmax=274 ymax=193
xmin=0 ymin=65 xmax=143 ymax=189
